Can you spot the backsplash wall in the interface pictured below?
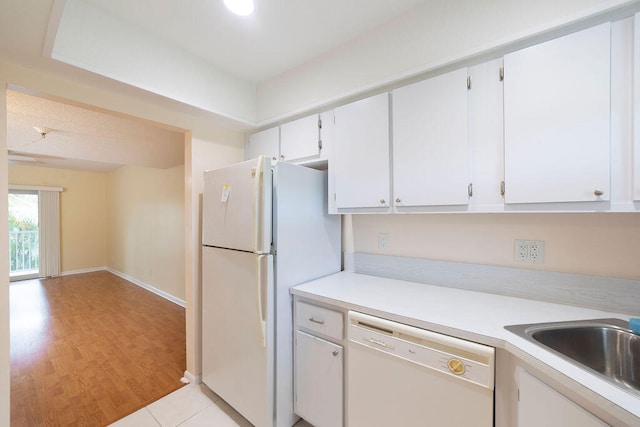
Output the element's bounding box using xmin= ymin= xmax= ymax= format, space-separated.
xmin=350 ymin=213 xmax=640 ymax=281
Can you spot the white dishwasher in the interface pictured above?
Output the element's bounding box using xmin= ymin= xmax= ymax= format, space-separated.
xmin=347 ymin=311 xmax=495 ymax=427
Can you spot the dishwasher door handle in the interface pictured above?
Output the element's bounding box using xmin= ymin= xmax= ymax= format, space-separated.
xmin=365 ymin=337 xmax=395 ymax=350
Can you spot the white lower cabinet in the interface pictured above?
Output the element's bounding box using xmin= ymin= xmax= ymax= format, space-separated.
xmin=294 ymin=301 xmax=344 ymax=427
xmin=294 ymin=331 xmax=343 ymax=427
xmin=516 ymin=369 xmax=607 ymax=427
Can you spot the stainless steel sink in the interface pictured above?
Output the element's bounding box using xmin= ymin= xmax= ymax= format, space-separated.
xmin=505 ymin=318 xmax=640 ymax=396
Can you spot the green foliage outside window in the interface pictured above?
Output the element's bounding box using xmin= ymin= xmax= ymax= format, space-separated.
xmin=8 ymin=193 xmax=39 ymax=272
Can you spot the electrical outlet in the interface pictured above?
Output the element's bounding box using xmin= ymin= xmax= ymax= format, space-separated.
xmin=515 ymin=240 xmax=530 ymax=262
xmin=514 ymin=239 xmax=545 ymax=264
xmin=378 ymin=233 xmax=389 ymax=249
xmin=529 ymin=241 xmax=545 ymax=264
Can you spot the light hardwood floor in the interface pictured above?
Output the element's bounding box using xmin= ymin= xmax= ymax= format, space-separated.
xmin=10 ymin=271 xmax=186 ymax=426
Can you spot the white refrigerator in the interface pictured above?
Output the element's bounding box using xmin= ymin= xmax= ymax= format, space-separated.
xmin=201 ymin=156 xmax=341 ymax=427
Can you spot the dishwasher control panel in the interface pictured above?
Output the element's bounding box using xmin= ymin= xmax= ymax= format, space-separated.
xmin=348 ymin=311 xmax=495 ymax=390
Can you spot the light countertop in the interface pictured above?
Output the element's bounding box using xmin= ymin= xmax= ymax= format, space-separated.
xmin=291 ymin=271 xmax=639 ymax=422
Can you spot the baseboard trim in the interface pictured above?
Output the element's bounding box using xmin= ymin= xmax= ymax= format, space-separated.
xmin=60 ymin=267 xmax=185 ymax=308
xmin=61 ymin=267 xmax=106 ymax=276
xmin=182 ymin=370 xmax=201 ymax=384
xmin=105 ymin=267 xmax=186 ymax=308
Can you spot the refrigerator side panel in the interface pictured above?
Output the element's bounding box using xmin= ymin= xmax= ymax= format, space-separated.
xmin=202 ymin=157 xmax=272 ymax=253
xmin=273 ymin=163 xmax=342 ymax=285
xmin=272 ymin=162 xmax=342 ymax=427
xmin=202 ymin=247 xmax=274 ymax=427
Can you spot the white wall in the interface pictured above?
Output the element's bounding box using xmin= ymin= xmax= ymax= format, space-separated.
xmin=53 ymin=0 xmax=257 ymax=124
xmin=1 ymin=77 xmax=10 ymax=427
xmin=257 ymin=0 xmax=637 ymax=122
xmin=185 ymin=133 xmax=244 ymax=379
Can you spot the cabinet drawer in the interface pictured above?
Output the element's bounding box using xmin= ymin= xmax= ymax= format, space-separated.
xmin=296 ymin=301 xmax=343 ymax=340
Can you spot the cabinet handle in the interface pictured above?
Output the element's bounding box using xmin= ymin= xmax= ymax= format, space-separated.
xmin=308 ymin=318 xmax=325 ymax=325
xmin=379 ymin=199 xmax=386 ymax=204
xmin=280 ymin=155 xmax=285 ymax=161
xmin=332 ymin=350 xmax=339 ymax=357
xmin=500 ymin=181 xmax=505 ymax=197
xmin=395 ymin=198 xmax=401 ymax=203
xmin=468 ymin=183 xmax=473 ymax=198
xmin=594 ymin=188 xmax=604 ymax=196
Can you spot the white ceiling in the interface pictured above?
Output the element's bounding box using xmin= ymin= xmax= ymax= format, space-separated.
xmin=7 ymin=90 xmax=185 ymax=172
xmin=1 ymin=0 xmax=429 ymax=172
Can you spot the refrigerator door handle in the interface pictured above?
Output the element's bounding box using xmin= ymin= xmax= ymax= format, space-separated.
xmin=253 ymin=156 xmax=267 ymax=253
xmin=257 ymin=255 xmax=269 ymax=348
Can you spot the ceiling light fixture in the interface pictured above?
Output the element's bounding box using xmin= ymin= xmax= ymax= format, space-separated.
xmin=224 ymin=0 xmax=254 ymax=16
xmin=33 ymin=126 xmax=51 ymax=139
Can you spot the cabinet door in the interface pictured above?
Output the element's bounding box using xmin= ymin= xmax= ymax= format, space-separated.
xmin=280 ymin=114 xmax=321 ymax=163
xmin=333 ymin=93 xmax=390 ymax=210
xmin=294 ymin=330 xmax=343 ymax=427
xmin=504 ymin=23 xmax=611 ymax=204
xmin=468 ymin=58 xmax=505 ymax=211
xmin=248 ymin=127 xmax=279 ymax=161
xmin=517 ymin=369 xmax=607 ymax=427
xmin=392 ymin=67 xmax=469 ymax=208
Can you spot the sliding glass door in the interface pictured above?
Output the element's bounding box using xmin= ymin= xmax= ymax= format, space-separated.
xmin=8 ymin=190 xmax=39 ymax=281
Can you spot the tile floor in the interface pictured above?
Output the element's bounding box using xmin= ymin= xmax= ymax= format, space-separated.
xmin=109 ymin=383 xmax=313 ymax=427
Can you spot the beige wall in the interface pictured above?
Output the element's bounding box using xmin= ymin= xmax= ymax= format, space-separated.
xmin=7 ymin=163 xmax=189 ymax=299
xmin=351 ymin=213 xmax=640 ymax=281
xmin=8 ymin=165 xmax=108 ymax=273
xmin=106 ymin=164 xmax=186 ymax=300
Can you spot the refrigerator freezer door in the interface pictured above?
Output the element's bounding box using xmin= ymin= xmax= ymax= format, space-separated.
xmin=202 ymin=157 xmax=272 ymax=253
xmin=202 ymin=246 xmax=274 ymax=427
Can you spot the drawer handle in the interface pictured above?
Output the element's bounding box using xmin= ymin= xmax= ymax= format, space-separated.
xmin=332 ymin=350 xmax=339 ymax=357
xmin=308 ymin=317 xmax=325 ymax=325
xmin=366 ymin=337 xmax=395 ymax=350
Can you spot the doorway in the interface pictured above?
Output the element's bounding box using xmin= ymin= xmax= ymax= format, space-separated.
xmin=8 ymin=190 xmax=39 ymax=281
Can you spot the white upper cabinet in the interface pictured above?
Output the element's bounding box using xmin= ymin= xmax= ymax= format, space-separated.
xmin=504 ymin=23 xmax=611 ymax=205
xmin=468 ymin=58 xmax=505 ymax=211
xmin=248 ymin=127 xmax=279 ymax=161
xmin=333 ymin=93 xmax=391 ymax=211
xmin=280 ymin=114 xmax=322 ymax=163
xmin=392 ymin=67 xmax=470 ymax=210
